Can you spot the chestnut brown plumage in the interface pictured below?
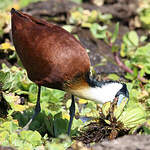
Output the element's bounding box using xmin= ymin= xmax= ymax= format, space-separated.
xmin=11 ymin=8 xmax=90 ymax=91
xmin=11 ymin=8 xmax=129 ymax=135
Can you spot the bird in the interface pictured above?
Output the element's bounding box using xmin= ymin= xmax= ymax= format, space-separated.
xmin=11 ymin=8 xmax=129 ymax=135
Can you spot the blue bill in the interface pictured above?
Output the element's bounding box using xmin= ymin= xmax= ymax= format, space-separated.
xmin=117 ymin=94 xmax=129 ymax=106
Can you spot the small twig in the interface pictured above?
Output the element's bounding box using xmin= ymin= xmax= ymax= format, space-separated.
xmin=114 ymin=52 xmax=147 ymax=83
xmin=114 ymin=52 xmax=133 ymax=74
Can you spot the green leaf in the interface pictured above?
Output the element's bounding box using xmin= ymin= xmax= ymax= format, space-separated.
xmin=107 ymin=74 xmax=120 ymax=80
xmin=111 ymin=22 xmax=119 ymax=44
xmin=128 ymin=31 xmax=139 ymax=46
xmin=1 ymin=72 xmax=11 ymax=90
xmin=62 ymin=25 xmax=74 ymax=33
xmin=44 ymin=114 xmax=54 ymax=136
xmin=54 ymin=118 xmax=68 ymax=137
xmin=20 ymin=130 xmax=42 ymax=146
xmin=0 ymin=131 xmax=10 ymax=144
xmin=90 ymin=23 xmax=107 ymax=39
xmin=120 ymin=43 xmax=127 ymax=57
xmin=102 ymin=102 xmax=111 ymax=117
xmin=88 ymin=10 xmax=98 ymax=23
xmin=70 ymin=0 xmax=82 ymax=4
xmin=140 ymin=35 xmax=147 ymax=42
xmin=143 ymin=126 xmax=150 ymax=135
xmin=0 ymin=71 xmax=7 ymax=82
xmin=28 ymin=84 xmax=38 ymax=102
xmin=140 ymin=9 xmax=150 ymax=29
xmin=111 ymin=45 xmax=119 ymax=52
xmin=98 ymin=13 xmax=112 ymax=23
xmin=123 ymin=33 xmax=133 ymax=47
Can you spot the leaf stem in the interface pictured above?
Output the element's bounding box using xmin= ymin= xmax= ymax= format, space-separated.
xmin=106 ymin=32 xmax=147 ymax=83
xmin=113 ymin=52 xmax=147 ymax=83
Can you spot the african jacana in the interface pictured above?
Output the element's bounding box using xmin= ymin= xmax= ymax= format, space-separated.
xmin=11 ymin=8 xmax=129 ymax=135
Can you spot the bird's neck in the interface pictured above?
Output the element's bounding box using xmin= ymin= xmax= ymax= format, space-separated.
xmin=69 ymin=75 xmax=123 ymax=104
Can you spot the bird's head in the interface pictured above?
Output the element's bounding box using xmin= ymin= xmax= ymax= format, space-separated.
xmin=89 ymin=80 xmax=129 ymax=105
xmin=70 ymin=77 xmax=129 ymax=105
xmin=114 ymin=83 xmax=129 ymax=105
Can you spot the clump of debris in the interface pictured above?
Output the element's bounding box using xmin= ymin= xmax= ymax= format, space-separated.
xmin=75 ymin=97 xmax=146 ymax=144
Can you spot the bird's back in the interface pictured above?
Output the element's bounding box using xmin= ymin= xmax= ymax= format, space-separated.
xmin=11 ymin=9 xmax=90 ymax=90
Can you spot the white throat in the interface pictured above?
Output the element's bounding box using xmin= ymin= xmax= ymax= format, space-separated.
xmin=70 ymin=82 xmax=123 ymax=104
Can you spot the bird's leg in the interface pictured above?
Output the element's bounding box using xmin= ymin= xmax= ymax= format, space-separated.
xmin=23 ymin=85 xmax=41 ymax=130
xmin=67 ymin=95 xmax=75 ymax=135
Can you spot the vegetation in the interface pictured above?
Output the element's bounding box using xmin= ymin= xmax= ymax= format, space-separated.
xmin=0 ymin=0 xmax=150 ymax=149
